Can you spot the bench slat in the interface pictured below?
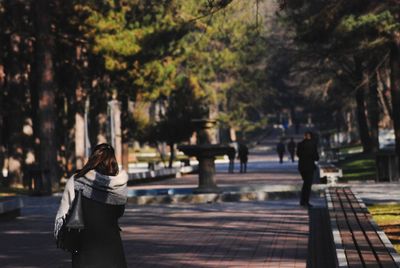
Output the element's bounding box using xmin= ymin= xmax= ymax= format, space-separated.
xmin=330 ymin=190 xmax=364 ymax=266
xmin=344 ymin=189 xmax=398 ymax=268
xmin=337 ymin=190 xmax=380 ymax=267
xmin=327 ymin=188 xmax=400 ymax=268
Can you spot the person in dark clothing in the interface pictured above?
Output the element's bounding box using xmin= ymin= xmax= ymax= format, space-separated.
xmin=227 ymin=147 xmax=236 ymax=173
xmin=287 ymin=138 xmax=296 ymax=163
xmin=295 ymin=122 xmax=300 ymax=134
xmin=276 ymin=140 xmax=286 ymax=164
xmin=55 ymin=143 xmax=128 ymax=268
xmin=238 ymin=143 xmax=249 ymax=173
xmin=297 ymin=132 xmax=319 ymax=208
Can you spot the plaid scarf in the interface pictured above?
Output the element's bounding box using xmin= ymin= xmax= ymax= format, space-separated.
xmin=54 ymin=170 xmax=128 ymax=238
xmin=75 ymin=170 xmax=128 ymax=205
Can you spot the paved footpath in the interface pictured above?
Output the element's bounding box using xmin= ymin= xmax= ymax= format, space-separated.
xmin=121 ymin=200 xmax=309 ymax=268
xmin=3 ymin=133 xmax=400 ymax=267
xmin=0 ymin=151 xmax=317 ymax=268
xmin=0 ymin=196 xmax=310 ymax=268
xmin=129 ymin=154 xmax=302 ymax=191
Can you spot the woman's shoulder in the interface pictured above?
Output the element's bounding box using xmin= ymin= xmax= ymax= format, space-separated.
xmin=115 ymin=170 xmax=128 ymax=183
xmin=65 ymin=175 xmax=76 ymax=188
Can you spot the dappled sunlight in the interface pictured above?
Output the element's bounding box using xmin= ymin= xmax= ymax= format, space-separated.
xmin=120 ymin=203 xmax=309 ymax=267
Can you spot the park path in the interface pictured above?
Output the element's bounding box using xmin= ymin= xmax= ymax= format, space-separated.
xmin=0 ymin=196 xmax=310 ymax=268
xmin=0 ymin=145 xmax=315 ymax=268
xmin=2 ymin=128 xmax=400 ymax=267
xmin=129 ymin=150 xmax=303 ymax=191
xmin=121 ymin=200 xmax=309 ymax=268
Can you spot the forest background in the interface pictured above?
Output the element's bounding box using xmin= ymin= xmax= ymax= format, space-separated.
xmin=1 ymin=0 xmax=399 ymax=193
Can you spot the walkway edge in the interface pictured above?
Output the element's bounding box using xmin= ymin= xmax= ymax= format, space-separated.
xmin=127 ymin=186 xmax=328 ymax=205
xmin=325 ymin=189 xmax=348 ymax=268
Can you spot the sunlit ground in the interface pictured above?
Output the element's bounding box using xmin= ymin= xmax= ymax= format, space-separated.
xmin=338 ymin=155 xmax=376 ymax=181
xmin=369 ymin=204 xmax=400 ymax=253
xmin=0 ymin=186 xmax=30 ymax=197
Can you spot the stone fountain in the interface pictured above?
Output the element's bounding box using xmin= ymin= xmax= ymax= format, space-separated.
xmin=178 ymin=119 xmax=231 ymax=193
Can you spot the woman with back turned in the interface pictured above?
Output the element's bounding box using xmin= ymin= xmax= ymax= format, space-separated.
xmin=54 ymin=143 xmax=128 ymax=268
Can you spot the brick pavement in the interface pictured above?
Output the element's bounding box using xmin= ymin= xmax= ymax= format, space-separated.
xmin=0 ymin=196 xmax=70 ymax=268
xmin=0 ymin=154 xmax=315 ymax=268
xmin=129 ymin=171 xmax=301 ymax=190
xmin=121 ymin=201 xmax=309 ymax=268
xmin=0 ymin=197 xmax=310 ymax=268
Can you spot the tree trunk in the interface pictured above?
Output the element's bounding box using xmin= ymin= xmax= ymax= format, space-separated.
xmin=115 ymin=94 xmax=129 ymax=171
xmin=377 ymin=68 xmax=392 ymax=120
xmin=168 ymin=142 xmax=175 ymax=168
xmin=74 ymin=45 xmax=88 ymax=170
xmin=0 ymin=64 xmax=5 ymax=181
xmin=5 ymin=37 xmax=26 ymax=186
xmin=34 ymin=0 xmax=59 ymax=193
xmin=96 ymin=112 xmax=108 ymax=144
xmin=354 ymin=57 xmax=372 ymax=153
xmin=390 ymin=33 xmax=400 ymax=167
xmin=122 ymin=143 xmax=129 ymax=172
xmin=346 ymin=111 xmax=353 ymax=142
xmin=3 ymin=0 xmax=28 ymax=186
xmin=120 ymin=95 xmax=130 ymax=172
xmin=29 ymin=50 xmax=41 ymax=166
xmin=75 ymin=102 xmax=85 ymax=170
xmin=367 ymin=68 xmax=380 ymax=152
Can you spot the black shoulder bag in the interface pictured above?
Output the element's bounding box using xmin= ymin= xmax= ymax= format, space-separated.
xmin=56 ymin=189 xmax=85 ymax=253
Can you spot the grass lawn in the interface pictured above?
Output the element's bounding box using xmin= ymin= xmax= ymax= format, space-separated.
xmin=338 ymin=145 xmax=363 ymax=154
xmin=0 ymin=185 xmax=31 ymax=197
xmin=369 ymin=204 xmax=400 ymax=253
xmin=337 ymin=153 xmax=376 ymax=181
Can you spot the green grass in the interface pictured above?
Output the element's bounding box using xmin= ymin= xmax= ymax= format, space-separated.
xmin=369 ymin=204 xmax=400 ymax=253
xmin=342 ymin=158 xmax=375 ymax=169
xmin=338 ymin=145 xmax=363 ymax=154
xmin=0 ymin=186 xmax=31 ymax=197
xmin=337 ymin=153 xmax=376 ymax=181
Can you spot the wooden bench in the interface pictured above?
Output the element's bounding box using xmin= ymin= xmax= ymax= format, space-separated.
xmin=326 ymin=187 xmax=400 ymax=267
xmin=319 ymin=163 xmax=343 ymax=185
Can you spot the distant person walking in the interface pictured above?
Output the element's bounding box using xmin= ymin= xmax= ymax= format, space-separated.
xmin=238 ymin=143 xmax=249 ymax=173
xmin=297 ymin=131 xmax=319 ymax=208
xmin=276 ymin=139 xmax=286 ymax=164
xmin=295 ymin=122 xmax=300 ymax=134
xmin=55 ymin=143 xmax=128 ymax=268
xmin=287 ymin=138 xmax=296 ymax=163
xmin=227 ymin=147 xmax=236 ymax=173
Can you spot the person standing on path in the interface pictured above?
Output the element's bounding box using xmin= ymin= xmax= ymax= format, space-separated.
xmin=227 ymin=146 xmax=236 ymax=173
xmin=287 ymin=138 xmax=296 ymax=163
xmin=54 ymin=143 xmax=128 ymax=268
xmin=297 ymin=131 xmax=319 ymax=208
xmin=238 ymin=143 xmax=249 ymax=173
xmin=276 ymin=139 xmax=286 ymax=164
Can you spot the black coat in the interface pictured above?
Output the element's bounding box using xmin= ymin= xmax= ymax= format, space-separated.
xmin=296 ymin=139 xmax=319 ymax=171
xmin=238 ymin=144 xmax=249 ymax=162
xmin=287 ymin=141 xmax=296 ymax=154
xmin=276 ymin=142 xmax=285 ymax=154
xmin=72 ymin=196 xmax=127 ymax=268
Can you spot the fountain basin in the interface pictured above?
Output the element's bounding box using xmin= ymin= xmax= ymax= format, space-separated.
xmin=178 ymin=144 xmax=231 ymax=194
xmin=178 ymin=144 xmax=231 ymax=158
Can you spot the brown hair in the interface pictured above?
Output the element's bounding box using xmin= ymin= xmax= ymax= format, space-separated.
xmin=74 ymin=143 xmax=119 ymax=178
